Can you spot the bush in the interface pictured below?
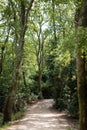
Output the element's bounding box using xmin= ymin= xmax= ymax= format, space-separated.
xmin=67 ymin=92 xmax=79 ymax=118
xmin=29 ymin=93 xmax=38 ymax=102
xmin=54 ymin=98 xmax=67 ymax=111
xmin=13 ymin=111 xmax=25 ymax=121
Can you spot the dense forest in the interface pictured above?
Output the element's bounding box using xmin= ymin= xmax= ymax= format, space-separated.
xmin=0 ymin=0 xmax=87 ymax=130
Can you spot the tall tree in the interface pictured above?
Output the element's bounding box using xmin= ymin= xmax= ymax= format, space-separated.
xmin=3 ymin=0 xmax=34 ymax=123
xmin=75 ymin=0 xmax=87 ymax=130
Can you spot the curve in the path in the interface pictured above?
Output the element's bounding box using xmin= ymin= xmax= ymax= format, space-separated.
xmin=6 ymin=99 xmax=78 ymax=130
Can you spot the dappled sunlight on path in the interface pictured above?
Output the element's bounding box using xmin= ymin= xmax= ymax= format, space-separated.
xmin=6 ymin=99 xmax=78 ymax=130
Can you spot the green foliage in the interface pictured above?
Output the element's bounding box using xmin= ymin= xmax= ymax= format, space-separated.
xmin=0 ymin=123 xmax=9 ymax=130
xmin=54 ymin=58 xmax=78 ymax=117
xmin=13 ymin=110 xmax=25 ymax=121
xmin=29 ymin=93 xmax=38 ymax=102
xmin=54 ymin=98 xmax=67 ymax=111
xmin=67 ymin=92 xmax=79 ymax=118
xmin=14 ymin=93 xmax=27 ymax=112
xmin=0 ymin=0 xmax=79 ymax=121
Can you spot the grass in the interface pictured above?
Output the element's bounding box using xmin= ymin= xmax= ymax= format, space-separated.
xmin=0 ymin=109 xmax=25 ymax=130
xmin=0 ymin=123 xmax=10 ymax=130
xmin=13 ymin=110 xmax=25 ymax=120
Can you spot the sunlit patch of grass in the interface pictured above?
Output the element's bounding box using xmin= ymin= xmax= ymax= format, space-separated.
xmin=66 ymin=128 xmax=74 ymax=130
xmin=0 ymin=110 xmax=25 ymax=130
xmin=13 ymin=110 xmax=25 ymax=121
xmin=0 ymin=123 xmax=10 ymax=130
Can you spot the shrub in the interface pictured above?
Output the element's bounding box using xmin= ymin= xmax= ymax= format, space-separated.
xmin=54 ymin=98 xmax=67 ymax=111
xmin=67 ymin=92 xmax=79 ymax=118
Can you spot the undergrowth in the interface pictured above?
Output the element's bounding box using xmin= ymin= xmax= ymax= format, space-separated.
xmin=13 ymin=110 xmax=25 ymax=120
xmin=0 ymin=109 xmax=25 ymax=130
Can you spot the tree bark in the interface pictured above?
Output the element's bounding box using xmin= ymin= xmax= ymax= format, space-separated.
xmin=3 ymin=65 xmax=20 ymax=122
xmin=75 ymin=1 xmax=87 ymax=130
xmin=76 ymin=51 xmax=87 ymax=130
xmin=22 ymin=71 xmax=27 ymax=88
xmin=52 ymin=0 xmax=57 ymax=45
xmin=3 ymin=0 xmax=34 ymax=123
xmin=38 ymin=66 xmax=43 ymax=99
xmin=35 ymin=24 xmax=45 ymax=99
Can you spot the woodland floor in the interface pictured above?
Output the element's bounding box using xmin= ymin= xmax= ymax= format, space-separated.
xmin=5 ymin=99 xmax=78 ymax=130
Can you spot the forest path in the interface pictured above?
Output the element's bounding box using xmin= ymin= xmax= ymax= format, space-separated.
xmin=6 ymin=99 xmax=78 ymax=130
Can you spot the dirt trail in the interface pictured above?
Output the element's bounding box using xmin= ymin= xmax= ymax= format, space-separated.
xmin=6 ymin=99 xmax=78 ymax=130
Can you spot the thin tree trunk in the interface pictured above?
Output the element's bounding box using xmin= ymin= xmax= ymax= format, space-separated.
xmin=22 ymin=71 xmax=27 ymax=88
xmin=52 ymin=0 xmax=57 ymax=45
xmin=51 ymin=0 xmax=58 ymax=99
xmin=38 ymin=66 xmax=43 ymax=99
xmin=36 ymin=25 xmax=45 ymax=99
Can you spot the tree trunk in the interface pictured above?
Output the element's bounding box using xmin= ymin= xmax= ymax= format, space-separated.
xmin=22 ymin=71 xmax=27 ymax=88
xmin=38 ymin=65 xmax=43 ymax=99
xmin=76 ymin=51 xmax=87 ymax=130
xmin=52 ymin=0 xmax=57 ymax=45
xmin=3 ymin=0 xmax=34 ymax=123
xmin=76 ymin=1 xmax=87 ymax=130
xmin=35 ymin=24 xmax=45 ymax=99
xmin=3 ymin=66 xmax=20 ymax=122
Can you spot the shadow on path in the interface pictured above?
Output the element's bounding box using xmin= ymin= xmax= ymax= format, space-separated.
xmin=6 ymin=99 xmax=78 ymax=130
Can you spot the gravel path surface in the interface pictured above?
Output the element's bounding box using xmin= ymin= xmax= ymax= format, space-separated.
xmin=6 ymin=99 xmax=78 ymax=130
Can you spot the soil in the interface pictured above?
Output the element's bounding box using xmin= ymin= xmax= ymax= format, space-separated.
xmin=5 ymin=99 xmax=78 ymax=130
